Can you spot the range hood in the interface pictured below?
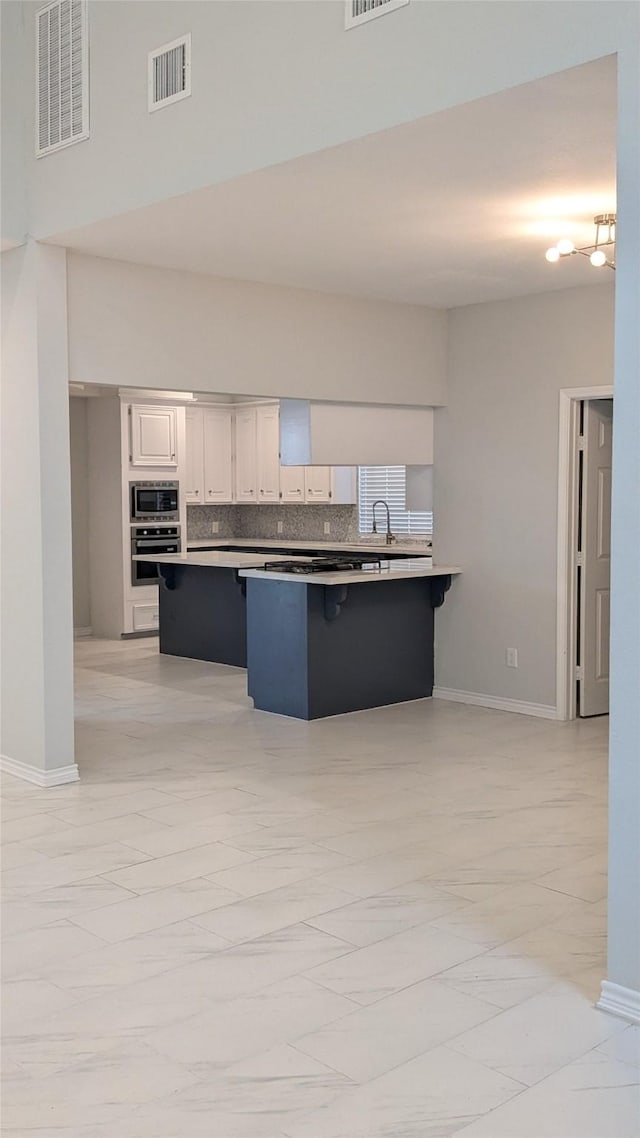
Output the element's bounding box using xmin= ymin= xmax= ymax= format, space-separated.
xmin=279 ymin=400 xmax=434 ymax=466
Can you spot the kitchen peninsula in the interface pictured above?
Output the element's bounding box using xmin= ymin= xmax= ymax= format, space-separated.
xmin=134 ymin=543 xmax=460 ymax=719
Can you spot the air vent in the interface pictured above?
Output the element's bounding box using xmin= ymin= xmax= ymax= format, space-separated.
xmin=345 ymin=0 xmax=409 ymax=29
xmin=148 ymin=34 xmax=191 ymax=112
xmin=36 ymin=0 xmax=89 ymax=157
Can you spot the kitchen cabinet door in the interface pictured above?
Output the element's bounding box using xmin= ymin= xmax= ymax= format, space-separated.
xmin=184 ymin=407 xmax=205 ymax=504
xmin=203 ymin=408 xmax=233 ymax=503
xmin=234 ymin=408 xmax=257 ymax=503
xmin=279 ymin=465 xmax=305 ymax=503
xmin=304 ymin=466 xmax=332 ymax=503
xmin=256 ymin=405 xmax=280 ymax=503
xmin=129 ymin=404 xmax=177 ymax=467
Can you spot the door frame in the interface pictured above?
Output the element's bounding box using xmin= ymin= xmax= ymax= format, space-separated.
xmin=556 ymin=385 xmax=614 ymax=721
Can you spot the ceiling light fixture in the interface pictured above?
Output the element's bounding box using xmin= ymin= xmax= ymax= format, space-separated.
xmin=545 ymin=213 xmax=616 ymax=270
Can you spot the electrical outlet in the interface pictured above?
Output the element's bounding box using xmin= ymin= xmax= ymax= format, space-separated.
xmin=506 ymin=648 xmax=518 ymax=668
xmin=277 ymin=520 xmax=284 ymax=534
xmin=324 ymin=522 xmax=331 ymax=535
xmin=211 ymin=521 xmax=219 ymax=534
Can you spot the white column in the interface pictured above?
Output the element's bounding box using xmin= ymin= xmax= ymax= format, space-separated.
xmin=0 ymin=241 xmax=77 ymax=786
xmin=597 ymin=41 xmax=640 ymax=1024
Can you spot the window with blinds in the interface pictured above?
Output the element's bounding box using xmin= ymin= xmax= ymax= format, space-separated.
xmin=358 ymin=467 xmax=433 ymax=536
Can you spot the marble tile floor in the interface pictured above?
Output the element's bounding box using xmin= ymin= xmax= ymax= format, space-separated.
xmin=1 ymin=637 xmax=638 ymax=1137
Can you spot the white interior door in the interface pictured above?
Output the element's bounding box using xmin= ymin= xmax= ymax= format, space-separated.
xmin=579 ymin=399 xmax=612 ymax=717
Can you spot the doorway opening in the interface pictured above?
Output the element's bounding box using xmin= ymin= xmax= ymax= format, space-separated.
xmin=556 ymin=385 xmax=614 ymax=721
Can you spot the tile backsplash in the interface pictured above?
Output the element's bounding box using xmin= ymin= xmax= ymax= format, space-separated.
xmin=186 ymin=506 xmax=237 ymax=539
xmin=187 ymin=504 xmax=359 ymax=542
xmin=187 ymin=504 xmax=431 ymax=547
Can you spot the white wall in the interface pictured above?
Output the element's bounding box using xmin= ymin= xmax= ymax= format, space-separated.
xmin=14 ymin=1 xmax=638 ymax=239
xmin=67 ymin=253 xmax=447 ymax=406
xmin=69 ymin=397 xmax=91 ymax=629
xmin=0 ymin=242 xmax=76 ymax=783
xmin=435 ymin=282 xmax=614 ymax=712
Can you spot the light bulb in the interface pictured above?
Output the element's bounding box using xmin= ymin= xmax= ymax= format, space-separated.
xmin=590 ymin=250 xmax=606 ymax=267
xmin=545 ymin=247 xmax=561 ymax=263
xmin=557 ymin=238 xmax=575 ymax=255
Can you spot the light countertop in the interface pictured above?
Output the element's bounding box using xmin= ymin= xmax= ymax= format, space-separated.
xmin=132 ymin=551 xmax=316 ymax=569
xmin=186 ymin=537 xmax=432 ymax=556
xmin=239 ymin=559 xmax=461 ymax=586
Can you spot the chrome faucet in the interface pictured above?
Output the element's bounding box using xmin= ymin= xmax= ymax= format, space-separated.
xmin=372 ymin=499 xmax=396 ymax=545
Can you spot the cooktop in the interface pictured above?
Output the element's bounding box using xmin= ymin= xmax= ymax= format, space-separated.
xmin=262 ymin=555 xmax=383 ymax=575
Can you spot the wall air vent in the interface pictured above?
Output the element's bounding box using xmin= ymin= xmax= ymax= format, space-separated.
xmin=148 ymin=34 xmax=191 ymax=112
xmin=345 ymin=0 xmax=409 ymax=29
xmin=36 ymin=0 xmax=89 ymax=157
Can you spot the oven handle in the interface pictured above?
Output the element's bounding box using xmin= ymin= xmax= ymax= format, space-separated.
xmin=132 ymin=540 xmax=181 ymax=549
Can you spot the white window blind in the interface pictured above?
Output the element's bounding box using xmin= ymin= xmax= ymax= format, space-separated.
xmin=358 ymin=467 xmax=432 ymax=536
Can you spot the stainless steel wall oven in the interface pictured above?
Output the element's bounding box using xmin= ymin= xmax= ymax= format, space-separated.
xmin=131 ymin=526 xmax=180 ymax=586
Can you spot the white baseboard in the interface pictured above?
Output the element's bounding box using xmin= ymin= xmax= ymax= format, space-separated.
xmin=432 ymin=687 xmax=559 ymax=720
xmin=0 ymin=754 xmax=80 ymax=787
xmin=597 ymin=981 xmax=640 ymax=1024
xmin=74 ymin=626 xmax=93 ymax=638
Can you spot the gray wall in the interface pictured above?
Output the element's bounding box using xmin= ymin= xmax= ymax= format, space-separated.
xmin=435 ymin=282 xmax=614 ymax=710
xmin=67 ymin=254 xmax=447 ymax=407
xmin=69 ymin=397 xmax=91 ymax=629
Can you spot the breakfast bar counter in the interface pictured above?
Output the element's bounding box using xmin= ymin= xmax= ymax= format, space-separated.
xmin=238 ymin=559 xmax=461 ymax=720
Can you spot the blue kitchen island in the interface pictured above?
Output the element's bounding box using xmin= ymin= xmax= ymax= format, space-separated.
xmin=239 ymin=559 xmax=460 ymax=720
xmin=134 ymin=548 xmax=460 ymax=720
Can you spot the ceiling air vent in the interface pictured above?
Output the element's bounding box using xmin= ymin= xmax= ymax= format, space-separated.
xmin=36 ymin=0 xmax=89 ymax=157
xmin=148 ymin=34 xmax=191 ymax=112
xmin=345 ymin=0 xmax=409 ymax=29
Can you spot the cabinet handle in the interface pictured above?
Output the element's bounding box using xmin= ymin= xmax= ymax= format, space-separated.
xmin=195 ymin=489 xmax=199 ymax=495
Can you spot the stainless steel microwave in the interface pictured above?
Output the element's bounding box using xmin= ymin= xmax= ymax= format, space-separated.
xmin=130 ymin=481 xmax=179 ymax=521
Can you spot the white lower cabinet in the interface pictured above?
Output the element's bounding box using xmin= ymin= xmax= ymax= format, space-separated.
xmin=131 ymin=600 xmax=159 ymax=632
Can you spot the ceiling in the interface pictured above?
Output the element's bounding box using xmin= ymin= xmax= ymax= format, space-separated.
xmin=49 ymin=57 xmax=616 ymax=309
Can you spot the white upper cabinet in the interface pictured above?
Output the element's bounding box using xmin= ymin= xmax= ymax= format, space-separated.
xmin=279 ymin=465 xmax=305 ymax=503
xmin=203 ymin=407 xmax=233 ymax=503
xmin=304 ymin=466 xmax=333 ymax=503
xmin=184 ymin=406 xmax=205 ymax=503
xmin=234 ymin=407 xmax=258 ymax=503
xmin=256 ymin=405 xmax=281 ymax=503
xmin=129 ymin=404 xmax=177 ymax=467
